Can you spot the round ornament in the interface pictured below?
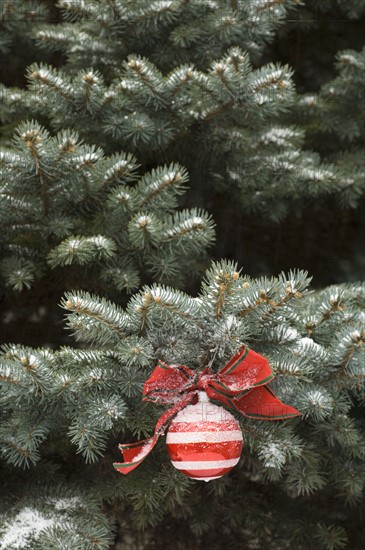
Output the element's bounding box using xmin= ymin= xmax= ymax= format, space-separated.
xmin=166 ymin=392 xmax=243 ymax=481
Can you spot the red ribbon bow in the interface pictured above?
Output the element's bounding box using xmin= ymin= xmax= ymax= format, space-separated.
xmin=113 ymin=346 xmax=300 ymax=474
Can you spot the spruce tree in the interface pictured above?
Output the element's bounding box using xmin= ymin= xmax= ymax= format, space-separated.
xmin=1 ymin=262 xmax=364 ymax=548
xmin=0 ymin=1 xmax=364 ymax=549
xmin=0 ymin=120 xmax=215 ymax=294
xmin=1 ymin=0 xmax=364 ymax=287
xmin=1 ymin=0 xmax=363 ymax=221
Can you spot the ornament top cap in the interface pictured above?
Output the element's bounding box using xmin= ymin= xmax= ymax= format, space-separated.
xmin=198 ymin=391 xmax=210 ymax=403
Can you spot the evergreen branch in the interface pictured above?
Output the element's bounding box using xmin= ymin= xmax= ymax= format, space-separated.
xmin=18 ymin=125 xmax=50 ymax=215
xmin=162 ymin=208 xmax=216 ymax=252
xmin=127 ymin=284 xmax=201 ymax=335
xmin=127 ymin=213 xmax=163 ymax=250
xmin=27 ymin=64 xmax=73 ymax=101
xmin=238 ymin=270 xmax=311 ymax=318
xmin=334 ymin=330 xmax=365 ymax=379
xmin=48 ymin=235 xmax=117 ymax=267
xmin=137 ymin=163 xmax=189 ymax=208
xmin=101 ymin=153 xmax=140 ymax=188
xmin=61 ymin=291 xmax=130 ymax=338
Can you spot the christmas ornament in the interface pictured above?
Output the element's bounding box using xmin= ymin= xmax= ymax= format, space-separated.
xmin=166 ymin=392 xmax=243 ymax=481
xmin=113 ymin=346 xmax=300 ymax=480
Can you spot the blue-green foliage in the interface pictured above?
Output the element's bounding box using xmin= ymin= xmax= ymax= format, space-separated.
xmin=0 ymin=121 xmax=215 ymax=292
xmin=1 ymin=261 xmax=364 ymax=548
xmin=1 ymin=1 xmax=363 ymax=222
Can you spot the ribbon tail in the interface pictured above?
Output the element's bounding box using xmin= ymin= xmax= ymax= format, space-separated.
xmin=113 ymin=435 xmax=158 ymax=474
xmin=231 ymin=385 xmax=301 ymax=420
xmin=113 ymin=393 xmax=194 ymax=474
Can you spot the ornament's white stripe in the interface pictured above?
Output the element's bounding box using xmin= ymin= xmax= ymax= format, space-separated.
xmin=190 ymin=476 xmax=222 ymax=482
xmin=167 ymin=431 xmax=243 ymax=444
xmin=171 ymin=458 xmax=240 ymax=470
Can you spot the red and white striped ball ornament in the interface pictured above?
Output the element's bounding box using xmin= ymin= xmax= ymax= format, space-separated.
xmin=166 ymin=391 xmax=243 ymax=481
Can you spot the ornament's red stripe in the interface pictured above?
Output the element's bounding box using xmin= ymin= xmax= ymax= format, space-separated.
xmin=167 ymin=442 xmax=242 ymax=459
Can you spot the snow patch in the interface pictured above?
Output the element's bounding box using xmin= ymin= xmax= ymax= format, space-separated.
xmin=300 ymin=95 xmax=317 ymax=106
xmin=282 ymin=327 xmax=298 ymax=341
xmin=27 ymin=354 xmax=39 ymax=366
xmin=68 ymin=239 xmax=81 ymax=251
xmin=135 ymin=215 xmax=151 ymax=226
xmin=259 ymin=442 xmax=286 ymax=468
xmin=87 ymin=235 xmax=109 ymax=248
xmin=47 ymin=497 xmax=82 ymax=510
xmin=306 ymin=390 xmax=332 ymax=410
xmin=296 ymin=338 xmax=326 ymax=357
xmin=0 ymin=507 xmax=54 ymax=549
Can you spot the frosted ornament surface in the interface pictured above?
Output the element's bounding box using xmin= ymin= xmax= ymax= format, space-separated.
xmin=166 ymin=396 xmax=243 ymax=482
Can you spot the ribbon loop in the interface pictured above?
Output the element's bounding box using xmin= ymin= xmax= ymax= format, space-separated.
xmin=114 ymin=346 xmax=300 ymax=474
